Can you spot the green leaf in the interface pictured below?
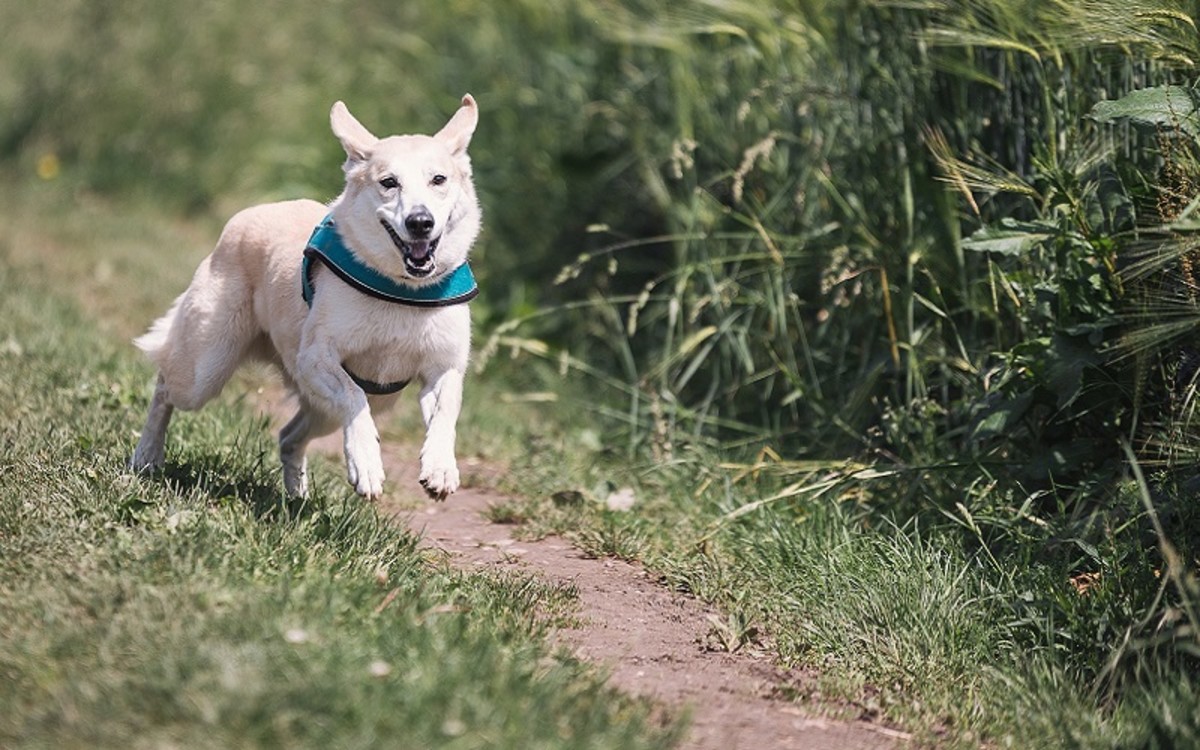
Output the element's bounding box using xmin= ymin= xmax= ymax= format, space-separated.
xmin=1042 ymin=334 xmax=1100 ymax=410
xmin=1091 ymin=85 xmax=1200 ymax=137
xmin=962 ymin=219 xmax=1054 ymax=256
xmin=677 ymin=325 xmax=718 ymax=357
xmin=970 ymin=391 xmax=1034 ymax=441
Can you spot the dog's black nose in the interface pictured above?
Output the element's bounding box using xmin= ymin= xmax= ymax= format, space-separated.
xmin=405 ymin=208 xmax=435 ymax=238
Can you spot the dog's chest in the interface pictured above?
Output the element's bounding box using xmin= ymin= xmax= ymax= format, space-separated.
xmin=329 ymin=296 xmax=470 ymax=382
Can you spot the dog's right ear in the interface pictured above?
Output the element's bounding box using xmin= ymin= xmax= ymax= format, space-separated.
xmin=330 ymin=101 xmax=378 ymax=170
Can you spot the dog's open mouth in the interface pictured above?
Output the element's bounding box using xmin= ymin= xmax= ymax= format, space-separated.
xmin=381 ymin=219 xmax=440 ymax=277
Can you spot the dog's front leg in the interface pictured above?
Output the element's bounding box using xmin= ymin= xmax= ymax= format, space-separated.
xmin=294 ymin=339 xmax=385 ymax=500
xmin=417 ymin=368 xmax=463 ymax=500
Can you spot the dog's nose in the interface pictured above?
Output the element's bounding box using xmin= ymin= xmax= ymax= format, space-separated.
xmin=405 ymin=208 xmax=435 ymax=239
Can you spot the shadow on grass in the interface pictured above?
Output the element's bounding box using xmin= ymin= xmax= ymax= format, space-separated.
xmin=124 ymin=426 xmax=421 ymax=554
xmin=160 ymin=457 xmax=317 ymax=520
xmin=129 ymin=433 xmax=321 ymax=522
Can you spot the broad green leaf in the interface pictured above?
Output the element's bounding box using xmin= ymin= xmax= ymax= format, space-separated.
xmin=1043 ymin=333 xmax=1101 ymax=409
xmin=971 ymin=391 xmax=1034 ymax=441
xmin=1091 ymin=85 xmax=1200 ymax=137
xmin=962 ymin=220 xmax=1054 ymax=256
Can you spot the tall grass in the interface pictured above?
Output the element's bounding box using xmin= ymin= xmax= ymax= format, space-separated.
xmin=496 ymin=0 xmax=1195 ymax=457
xmin=477 ymin=0 xmax=1200 ymax=743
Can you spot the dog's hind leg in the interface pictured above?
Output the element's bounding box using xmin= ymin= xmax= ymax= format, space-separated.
xmin=279 ymin=405 xmax=337 ymax=497
xmin=132 ymin=253 xmax=259 ymax=472
xmin=158 ymin=290 xmax=258 ymax=411
xmin=130 ymin=374 xmax=174 ymax=471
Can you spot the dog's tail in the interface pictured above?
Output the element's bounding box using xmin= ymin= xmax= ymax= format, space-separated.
xmin=133 ymin=294 xmax=184 ymax=365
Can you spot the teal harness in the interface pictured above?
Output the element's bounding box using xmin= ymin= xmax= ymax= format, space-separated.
xmin=301 ymin=215 xmax=478 ymax=395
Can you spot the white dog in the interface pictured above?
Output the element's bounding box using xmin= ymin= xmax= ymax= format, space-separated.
xmin=130 ymin=95 xmax=481 ymax=501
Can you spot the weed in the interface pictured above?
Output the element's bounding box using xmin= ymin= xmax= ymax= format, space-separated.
xmin=484 ymin=502 xmax=529 ymax=526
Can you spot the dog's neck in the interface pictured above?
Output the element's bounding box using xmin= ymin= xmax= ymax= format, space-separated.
xmin=301 ymin=216 xmax=478 ymax=308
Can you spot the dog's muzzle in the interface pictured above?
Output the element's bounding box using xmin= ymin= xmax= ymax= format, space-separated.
xmin=381 ymin=218 xmax=440 ymax=277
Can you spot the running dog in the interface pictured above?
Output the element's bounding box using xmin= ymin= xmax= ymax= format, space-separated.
xmin=130 ymin=95 xmax=481 ymax=501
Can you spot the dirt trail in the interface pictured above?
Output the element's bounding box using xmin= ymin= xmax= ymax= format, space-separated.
xmin=261 ymin=394 xmax=905 ymax=750
xmin=403 ymin=485 xmax=905 ymax=750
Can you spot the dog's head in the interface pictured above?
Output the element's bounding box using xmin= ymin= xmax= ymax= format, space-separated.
xmin=328 ymin=95 xmax=481 ymax=284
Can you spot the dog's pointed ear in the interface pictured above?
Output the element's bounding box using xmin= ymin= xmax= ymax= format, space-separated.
xmin=434 ymin=94 xmax=478 ymax=156
xmin=330 ymin=101 xmax=378 ymax=167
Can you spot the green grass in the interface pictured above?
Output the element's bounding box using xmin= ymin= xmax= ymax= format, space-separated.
xmin=472 ymin=421 xmax=1200 ymax=748
xmin=0 ymin=205 xmax=680 ymax=748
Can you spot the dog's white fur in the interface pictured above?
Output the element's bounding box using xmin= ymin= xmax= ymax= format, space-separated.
xmin=130 ymin=95 xmax=481 ymax=501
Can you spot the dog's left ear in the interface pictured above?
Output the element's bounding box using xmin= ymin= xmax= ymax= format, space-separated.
xmin=434 ymin=94 xmax=478 ymax=156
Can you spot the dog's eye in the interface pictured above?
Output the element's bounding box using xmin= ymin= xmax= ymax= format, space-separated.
xmin=379 ymin=176 xmax=399 ymax=190
xmin=430 ymin=174 xmax=447 ymax=187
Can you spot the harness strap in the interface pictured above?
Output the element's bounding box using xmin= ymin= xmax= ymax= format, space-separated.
xmin=300 ymin=215 xmax=477 ymax=397
xmin=348 ymin=371 xmax=410 ymax=396
xmin=302 ymin=216 xmax=478 ymax=307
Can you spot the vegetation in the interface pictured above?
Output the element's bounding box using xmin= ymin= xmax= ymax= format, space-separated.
xmin=4 ymin=0 xmax=1200 ymax=746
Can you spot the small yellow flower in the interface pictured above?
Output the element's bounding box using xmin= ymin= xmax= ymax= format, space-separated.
xmin=36 ymin=152 xmax=61 ymax=181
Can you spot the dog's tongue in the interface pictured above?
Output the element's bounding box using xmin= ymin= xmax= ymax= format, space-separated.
xmin=407 ymin=240 xmax=433 ymax=262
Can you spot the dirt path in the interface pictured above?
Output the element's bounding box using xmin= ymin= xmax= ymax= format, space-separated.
xmin=259 ymin=393 xmax=906 ymax=749
xmin=403 ymin=485 xmax=906 ymax=750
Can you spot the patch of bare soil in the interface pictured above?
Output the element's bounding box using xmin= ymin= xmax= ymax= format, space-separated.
xmin=405 ymin=487 xmax=907 ymax=750
xmin=255 ymin=391 xmax=906 ymax=749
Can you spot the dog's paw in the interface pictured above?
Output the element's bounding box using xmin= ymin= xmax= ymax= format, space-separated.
xmin=282 ymin=457 xmax=309 ymax=498
xmin=419 ymin=456 xmax=460 ymax=501
xmin=128 ymin=448 xmax=164 ymax=474
xmin=346 ymin=446 xmax=385 ymax=500
xmin=344 ymin=422 xmax=385 ymax=500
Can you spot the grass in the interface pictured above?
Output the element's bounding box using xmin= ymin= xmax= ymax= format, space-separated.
xmin=0 ymin=188 xmax=681 ymax=749
xmin=472 ymin=414 xmax=1200 ymax=747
